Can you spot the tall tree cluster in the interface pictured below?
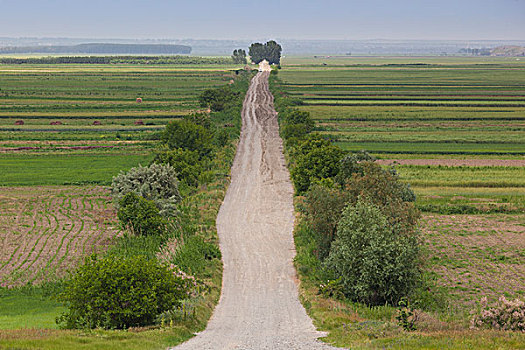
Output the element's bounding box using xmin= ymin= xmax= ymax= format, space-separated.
xmin=248 ymin=40 xmax=282 ymax=65
xmin=232 ymin=49 xmax=247 ymax=64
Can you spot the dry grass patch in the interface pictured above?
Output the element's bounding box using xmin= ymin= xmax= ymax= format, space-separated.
xmin=421 ymin=213 xmax=525 ymax=310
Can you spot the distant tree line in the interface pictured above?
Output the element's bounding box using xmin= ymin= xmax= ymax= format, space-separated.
xmin=0 ymin=56 xmax=234 ymax=65
xmin=0 ymin=43 xmax=191 ymax=54
xmin=249 ymin=40 xmax=282 ymax=65
xmin=459 ymin=48 xmax=491 ymax=56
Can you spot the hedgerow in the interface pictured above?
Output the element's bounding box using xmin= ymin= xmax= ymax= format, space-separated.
xmin=270 ymin=71 xmax=422 ymax=306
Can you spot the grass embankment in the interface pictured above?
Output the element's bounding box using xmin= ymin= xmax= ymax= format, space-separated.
xmin=270 ymin=61 xmax=525 ymax=349
xmin=0 ymin=63 xmax=252 ymax=349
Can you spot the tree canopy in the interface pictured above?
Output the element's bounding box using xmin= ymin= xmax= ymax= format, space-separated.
xmin=232 ymin=49 xmax=247 ymax=64
xmin=249 ymin=41 xmax=282 ymax=65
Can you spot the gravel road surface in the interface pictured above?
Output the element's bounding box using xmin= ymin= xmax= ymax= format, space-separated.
xmin=172 ymin=70 xmax=340 ymax=349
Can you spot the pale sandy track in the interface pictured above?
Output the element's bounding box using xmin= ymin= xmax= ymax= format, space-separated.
xmin=172 ymin=71 xmax=340 ymax=349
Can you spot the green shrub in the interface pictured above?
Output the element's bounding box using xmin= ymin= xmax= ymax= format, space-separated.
xmin=117 ymin=192 xmax=165 ymax=236
xmin=153 ymin=147 xmax=203 ymax=187
xmin=325 ymin=198 xmax=421 ymax=305
xmin=57 ymin=255 xmax=188 ymax=329
xmin=283 ymin=110 xmax=315 ymax=132
xmin=111 ymin=163 xmax=181 ymax=217
xmin=290 ymin=144 xmax=344 ymax=194
xmin=172 ymin=236 xmax=221 ymax=276
xmin=198 ymin=86 xmax=240 ymax=112
xmin=161 ymin=120 xmax=213 ymax=157
xmin=302 ymin=185 xmax=349 ymax=260
xmin=281 ymin=123 xmax=309 ymax=141
xmin=290 ymin=134 xmax=332 ymax=159
xmin=342 ymin=162 xmax=419 ymax=235
xmin=183 ymin=112 xmax=211 ymax=129
xmin=213 ymin=128 xmax=230 ymax=148
xmin=335 ymin=151 xmax=376 ymax=185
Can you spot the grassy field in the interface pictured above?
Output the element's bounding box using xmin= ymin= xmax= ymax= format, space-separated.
xmin=277 ymin=56 xmax=525 ymax=348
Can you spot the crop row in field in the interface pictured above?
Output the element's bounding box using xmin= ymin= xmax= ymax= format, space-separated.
xmin=0 ymin=64 xmax=236 ymax=117
xmin=0 ymin=186 xmax=119 ymax=287
xmin=0 ymin=62 xmax=237 ymax=182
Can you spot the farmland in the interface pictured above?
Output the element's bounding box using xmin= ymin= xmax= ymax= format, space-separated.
xmin=274 ymin=56 xmax=525 ymax=347
xmin=0 ymin=59 xmax=242 ymax=345
xmin=0 ymin=63 xmax=239 ymax=185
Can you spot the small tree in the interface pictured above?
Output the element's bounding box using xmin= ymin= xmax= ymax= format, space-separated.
xmin=161 ymin=119 xmax=213 ymax=157
xmin=183 ymin=112 xmax=211 ymax=129
xmin=153 ymin=147 xmax=203 ymax=187
xmin=111 ymin=163 xmax=181 ymax=217
xmin=199 ymin=86 xmax=239 ymax=112
xmin=290 ymin=144 xmax=344 ymax=194
xmin=303 ymin=185 xmax=349 ymax=260
xmin=57 ymin=255 xmax=188 ymax=329
xmin=325 ymin=198 xmax=421 ymax=305
xmin=283 ymin=110 xmax=315 ymax=133
xmin=248 ymin=42 xmax=265 ymax=64
xmin=232 ymin=49 xmax=247 ymax=64
xmin=117 ymin=192 xmax=165 ymax=236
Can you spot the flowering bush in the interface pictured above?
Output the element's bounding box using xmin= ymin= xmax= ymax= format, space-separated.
xmin=470 ymin=296 xmax=525 ymax=332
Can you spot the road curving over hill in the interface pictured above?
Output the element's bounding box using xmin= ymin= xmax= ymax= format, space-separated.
xmin=172 ymin=68 xmax=340 ymax=349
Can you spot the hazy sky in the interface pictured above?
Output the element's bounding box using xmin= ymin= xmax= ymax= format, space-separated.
xmin=0 ymin=0 xmax=524 ymax=40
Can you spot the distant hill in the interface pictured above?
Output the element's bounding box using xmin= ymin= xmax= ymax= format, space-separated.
xmin=0 ymin=43 xmax=191 ymax=54
xmin=491 ymin=45 xmax=525 ymax=56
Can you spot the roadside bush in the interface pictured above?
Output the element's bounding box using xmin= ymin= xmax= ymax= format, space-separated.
xmin=343 ymin=162 xmax=419 ymax=235
xmin=335 ymin=151 xmax=376 ymax=185
xmin=325 ymin=198 xmax=421 ymax=305
xmin=172 ymin=235 xmax=222 ymax=276
xmin=213 ymin=128 xmax=230 ymax=148
xmin=161 ymin=120 xmax=213 ymax=157
xmin=117 ymin=192 xmax=165 ymax=236
xmin=111 ymin=163 xmax=181 ymax=217
xmin=283 ymin=110 xmax=315 ymax=132
xmin=57 ymin=255 xmax=188 ymax=329
xmin=471 ymin=296 xmax=525 ymax=332
xmin=281 ymin=123 xmax=309 ymax=141
xmin=290 ymin=134 xmax=332 ymax=159
xmin=290 ymin=144 xmax=344 ymax=194
xmin=153 ymin=147 xmax=203 ymax=188
xmin=302 ymin=185 xmax=349 ymax=260
xmin=199 ymin=86 xmax=240 ymax=112
xmin=183 ymin=112 xmax=211 ymax=129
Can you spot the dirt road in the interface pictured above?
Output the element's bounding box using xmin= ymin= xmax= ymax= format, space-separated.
xmin=173 ymin=71 xmax=339 ymax=349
